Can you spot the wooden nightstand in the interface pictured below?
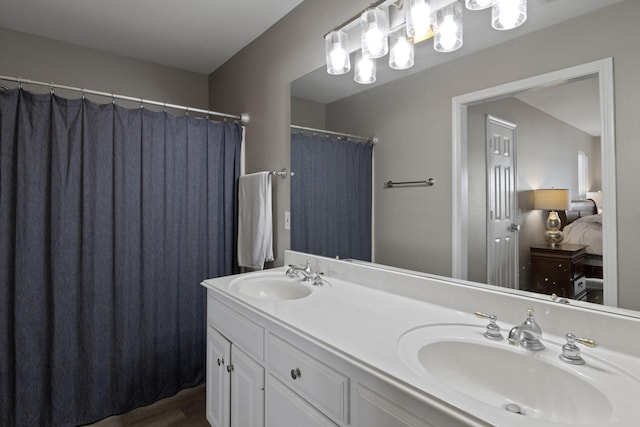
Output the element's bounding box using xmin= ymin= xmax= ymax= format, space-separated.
xmin=530 ymin=244 xmax=587 ymax=300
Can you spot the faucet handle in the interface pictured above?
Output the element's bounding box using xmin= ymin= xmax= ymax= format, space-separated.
xmin=474 ymin=312 xmax=504 ymax=341
xmin=559 ymin=333 xmax=597 ymax=365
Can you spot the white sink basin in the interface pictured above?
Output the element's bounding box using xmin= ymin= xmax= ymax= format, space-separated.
xmin=398 ymin=324 xmax=640 ymax=426
xmin=229 ymin=273 xmax=313 ymax=300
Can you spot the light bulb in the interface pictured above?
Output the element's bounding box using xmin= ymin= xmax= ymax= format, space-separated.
xmin=439 ymin=16 xmax=458 ymax=51
xmin=500 ymin=3 xmax=519 ymax=28
xmin=355 ymin=55 xmax=376 ymax=84
xmin=389 ymin=28 xmax=414 ymax=70
xmin=365 ymin=27 xmax=384 ymax=56
xmin=330 ymin=45 xmax=347 ymax=70
xmin=409 ymin=2 xmax=431 ymax=38
xmin=434 ymin=1 xmax=463 ymax=52
xmin=394 ymin=41 xmax=411 ymax=66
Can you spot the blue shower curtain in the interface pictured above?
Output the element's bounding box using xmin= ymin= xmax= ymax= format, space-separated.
xmin=0 ymin=89 xmax=242 ymax=426
xmin=291 ymin=132 xmax=372 ymax=261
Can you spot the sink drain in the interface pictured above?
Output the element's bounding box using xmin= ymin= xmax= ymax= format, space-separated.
xmin=505 ymin=403 xmax=524 ymax=415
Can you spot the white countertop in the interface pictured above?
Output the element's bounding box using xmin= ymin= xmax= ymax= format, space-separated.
xmin=202 ymin=258 xmax=640 ymax=427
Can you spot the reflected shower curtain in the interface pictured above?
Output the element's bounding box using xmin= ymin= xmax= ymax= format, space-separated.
xmin=0 ymin=89 xmax=242 ymax=426
xmin=291 ymin=132 xmax=372 ymax=261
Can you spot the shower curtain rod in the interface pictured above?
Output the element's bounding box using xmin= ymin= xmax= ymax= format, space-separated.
xmin=290 ymin=124 xmax=377 ymax=144
xmin=0 ymin=75 xmax=250 ymax=124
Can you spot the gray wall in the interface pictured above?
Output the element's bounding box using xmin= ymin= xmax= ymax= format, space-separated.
xmin=291 ymin=96 xmax=326 ymax=129
xmin=211 ymin=0 xmax=640 ymax=311
xmin=466 ymin=97 xmax=599 ymax=289
xmin=208 ymin=0 xmax=373 ymax=265
xmin=0 ymin=27 xmax=208 ymax=110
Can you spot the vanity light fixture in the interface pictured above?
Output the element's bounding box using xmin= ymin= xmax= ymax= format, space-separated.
xmin=492 ymin=0 xmax=527 ymax=30
xmin=324 ymin=0 xmax=528 ymax=80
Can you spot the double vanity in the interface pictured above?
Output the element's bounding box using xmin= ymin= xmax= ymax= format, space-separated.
xmin=201 ymin=251 xmax=640 ymax=427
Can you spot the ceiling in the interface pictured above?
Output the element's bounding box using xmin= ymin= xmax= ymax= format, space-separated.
xmin=0 ymin=0 xmax=305 ymax=75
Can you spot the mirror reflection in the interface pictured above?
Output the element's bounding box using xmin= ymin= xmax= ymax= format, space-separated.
xmin=290 ymin=1 xmax=629 ymax=312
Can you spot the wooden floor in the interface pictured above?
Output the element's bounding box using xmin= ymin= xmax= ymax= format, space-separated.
xmin=86 ymin=384 xmax=208 ymax=427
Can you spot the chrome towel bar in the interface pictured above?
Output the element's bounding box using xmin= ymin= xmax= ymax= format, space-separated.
xmin=384 ymin=178 xmax=435 ymax=188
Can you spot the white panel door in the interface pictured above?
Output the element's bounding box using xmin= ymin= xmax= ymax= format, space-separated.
xmin=486 ymin=115 xmax=518 ymax=289
xmin=230 ymin=346 xmax=265 ymax=427
xmin=207 ymin=327 xmax=231 ymax=427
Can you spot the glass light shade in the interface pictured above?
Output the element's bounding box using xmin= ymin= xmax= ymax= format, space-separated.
xmin=465 ymin=0 xmax=496 ymax=10
xmin=354 ymin=54 xmax=376 ymax=84
xmin=406 ymin=0 xmax=434 ymax=42
xmin=434 ymin=0 xmax=463 ymax=52
xmin=389 ymin=28 xmax=414 ymax=70
xmin=360 ymin=7 xmax=389 ymax=59
xmin=325 ymin=30 xmax=350 ymax=75
xmin=492 ymin=0 xmax=527 ymax=30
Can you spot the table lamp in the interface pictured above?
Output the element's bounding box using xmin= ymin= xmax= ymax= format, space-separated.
xmin=533 ymin=189 xmax=570 ymax=246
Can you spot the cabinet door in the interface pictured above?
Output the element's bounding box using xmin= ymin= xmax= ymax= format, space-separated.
xmin=230 ymin=347 xmax=265 ymax=427
xmin=266 ymin=375 xmax=338 ymax=427
xmin=207 ymin=327 xmax=231 ymax=427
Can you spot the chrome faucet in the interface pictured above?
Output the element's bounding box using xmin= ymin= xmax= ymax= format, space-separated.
xmin=286 ymin=261 xmax=316 ymax=282
xmin=508 ymin=307 xmax=545 ymax=351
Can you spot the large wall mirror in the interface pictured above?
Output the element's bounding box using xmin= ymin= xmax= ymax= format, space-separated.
xmin=290 ymin=0 xmax=635 ymax=314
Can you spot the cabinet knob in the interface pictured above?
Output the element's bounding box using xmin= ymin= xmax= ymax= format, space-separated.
xmin=217 ymin=357 xmax=224 ymax=366
xmin=290 ymin=368 xmax=301 ymax=380
xmin=227 ymin=364 xmax=234 ymax=373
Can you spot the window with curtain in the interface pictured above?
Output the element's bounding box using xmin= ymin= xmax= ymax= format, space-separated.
xmin=578 ymin=150 xmax=589 ymax=198
xmin=0 ymin=88 xmax=242 ymax=426
xmin=290 ymin=132 xmax=373 ymax=261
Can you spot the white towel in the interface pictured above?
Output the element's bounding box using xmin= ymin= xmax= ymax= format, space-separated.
xmin=237 ymin=172 xmax=274 ymax=269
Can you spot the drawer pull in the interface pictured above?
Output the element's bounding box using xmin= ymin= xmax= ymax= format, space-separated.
xmin=227 ymin=364 xmax=234 ymax=373
xmin=290 ymin=368 xmax=301 ymax=380
xmin=217 ymin=357 xmax=224 ymax=366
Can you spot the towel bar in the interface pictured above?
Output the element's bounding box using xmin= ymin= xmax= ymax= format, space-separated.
xmin=384 ymin=178 xmax=435 ymax=188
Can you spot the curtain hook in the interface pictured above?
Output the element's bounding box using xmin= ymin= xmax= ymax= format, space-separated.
xmin=81 ymin=88 xmax=86 ymax=100
xmin=140 ymin=97 xmax=144 ymax=109
xmin=17 ymin=77 xmax=22 ymax=90
xmin=112 ymin=92 xmax=115 ymax=105
xmin=50 ymin=82 xmax=54 ymax=95
xmin=163 ymin=102 xmax=167 ymax=113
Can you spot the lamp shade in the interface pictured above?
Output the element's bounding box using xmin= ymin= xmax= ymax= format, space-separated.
xmin=533 ymin=189 xmax=570 ymax=211
xmin=586 ymin=191 xmax=603 ymax=212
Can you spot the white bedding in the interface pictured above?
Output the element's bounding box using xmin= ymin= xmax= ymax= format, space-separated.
xmin=562 ymin=213 xmax=602 ymax=255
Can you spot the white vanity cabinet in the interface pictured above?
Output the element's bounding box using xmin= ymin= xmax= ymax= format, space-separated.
xmin=206 ymin=296 xmax=265 ymax=427
xmin=206 ymin=326 xmax=265 ymax=427
xmin=205 ymin=289 xmax=477 ymax=427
